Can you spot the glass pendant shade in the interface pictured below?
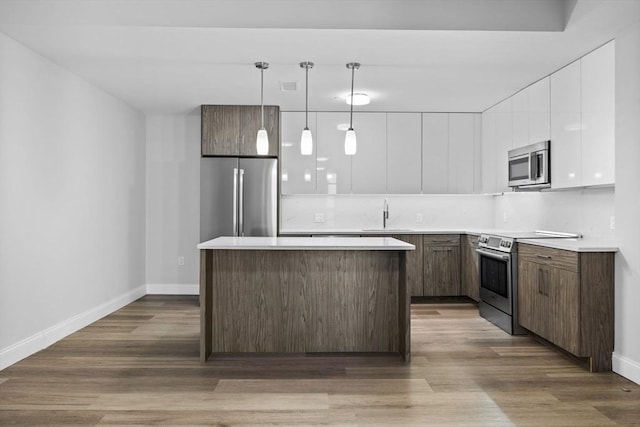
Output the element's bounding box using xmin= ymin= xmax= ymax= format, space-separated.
xmin=344 ymin=128 xmax=357 ymax=155
xmin=256 ymin=128 xmax=269 ymax=155
xmin=300 ymin=128 xmax=313 ymax=155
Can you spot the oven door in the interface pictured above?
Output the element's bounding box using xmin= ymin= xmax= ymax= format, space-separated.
xmin=476 ymin=248 xmax=512 ymax=315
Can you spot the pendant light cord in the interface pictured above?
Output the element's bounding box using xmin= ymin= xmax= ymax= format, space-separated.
xmin=260 ymin=67 xmax=265 ymax=128
xmin=305 ymin=66 xmax=309 ymax=129
xmin=349 ymin=65 xmax=355 ymax=129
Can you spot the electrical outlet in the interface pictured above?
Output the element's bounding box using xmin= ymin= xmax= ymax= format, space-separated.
xmin=178 ymin=256 xmax=185 ymax=266
xmin=314 ymin=213 xmax=325 ymax=223
xmin=416 ymin=213 xmax=423 ymax=223
xmin=610 ymin=216 xmax=616 ymax=230
xmin=503 ymin=212 xmax=508 ymax=223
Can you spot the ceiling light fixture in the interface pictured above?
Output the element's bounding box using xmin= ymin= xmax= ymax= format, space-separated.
xmin=346 ymin=93 xmax=370 ymax=106
xmin=300 ymin=61 xmax=314 ymax=156
xmin=345 ymin=62 xmax=360 ymax=156
xmin=255 ymin=61 xmax=269 ymax=156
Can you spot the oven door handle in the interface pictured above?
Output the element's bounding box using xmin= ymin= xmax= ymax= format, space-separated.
xmin=476 ymin=248 xmax=511 ymax=262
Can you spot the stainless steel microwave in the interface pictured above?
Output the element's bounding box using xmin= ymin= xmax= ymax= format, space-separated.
xmin=508 ymin=141 xmax=550 ymax=189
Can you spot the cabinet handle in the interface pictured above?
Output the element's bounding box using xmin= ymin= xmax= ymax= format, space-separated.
xmin=537 ymin=254 xmax=552 ymax=259
xmin=433 ymin=248 xmax=453 ymax=252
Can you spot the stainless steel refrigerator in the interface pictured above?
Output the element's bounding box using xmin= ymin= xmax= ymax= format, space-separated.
xmin=200 ymin=158 xmax=277 ymax=241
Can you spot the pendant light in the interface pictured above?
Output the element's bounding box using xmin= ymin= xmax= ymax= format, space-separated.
xmin=345 ymin=62 xmax=360 ymax=156
xmin=300 ymin=61 xmax=314 ymax=156
xmin=255 ymin=61 xmax=269 ymax=155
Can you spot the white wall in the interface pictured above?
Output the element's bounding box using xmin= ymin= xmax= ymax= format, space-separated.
xmin=0 ymin=33 xmax=146 ymax=369
xmin=281 ymin=194 xmax=495 ymax=231
xmin=613 ymin=9 xmax=640 ymax=384
xmin=493 ymin=187 xmax=615 ymax=238
xmin=145 ymin=113 xmax=201 ymax=294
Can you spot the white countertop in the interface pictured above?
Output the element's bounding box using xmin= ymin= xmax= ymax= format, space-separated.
xmin=517 ymin=237 xmax=618 ymax=252
xmin=278 ymin=228 xmax=618 ymax=252
xmin=197 ymin=236 xmax=416 ymax=251
xmin=279 ymin=228 xmax=502 ymax=236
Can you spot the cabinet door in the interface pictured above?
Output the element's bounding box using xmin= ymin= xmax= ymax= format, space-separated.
xmin=280 ymin=112 xmax=316 ymax=194
xmin=351 ymin=113 xmax=387 ymax=193
xmin=528 ymin=77 xmax=550 ymax=144
xmin=448 ymin=114 xmax=475 ymax=193
xmin=239 ymin=106 xmax=280 ymax=157
xmin=461 ymin=235 xmax=479 ymax=301
xmin=512 ymin=90 xmax=529 ymax=149
xmin=316 ymin=112 xmax=352 ymax=194
xmin=581 ymin=41 xmax=615 ymax=186
xmin=423 ymin=236 xmax=461 ymax=296
xmin=393 ymin=234 xmax=423 ymax=296
xmin=481 ymin=108 xmax=497 ymax=193
xmin=387 ymin=113 xmax=422 ymax=193
xmin=551 ymin=60 xmax=582 ymax=188
xmin=495 ymin=98 xmax=513 ymax=192
xmin=517 ymin=259 xmax=551 ymax=338
xmin=547 ymin=266 xmax=580 ymax=354
xmin=422 ymin=113 xmax=449 ymax=193
xmin=201 ymin=105 xmax=240 ymax=156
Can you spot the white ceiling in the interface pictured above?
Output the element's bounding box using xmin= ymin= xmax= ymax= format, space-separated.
xmin=0 ymin=0 xmax=636 ymax=114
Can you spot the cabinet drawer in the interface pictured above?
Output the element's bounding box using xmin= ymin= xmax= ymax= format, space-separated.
xmin=423 ymin=235 xmax=460 ymax=247
xmin=518 ymin=243 xmax=579 ymax=273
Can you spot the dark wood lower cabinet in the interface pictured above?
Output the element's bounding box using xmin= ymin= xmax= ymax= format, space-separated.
xmin=423 ymin=235 xmax=461 ymax=296
xmin=517 ymin=243 xmax=614 ymax=372
xmin=461 ymin=234 xmax=480 ymax=302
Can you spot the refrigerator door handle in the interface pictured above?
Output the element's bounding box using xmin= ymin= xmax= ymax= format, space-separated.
xmin=239 ymin=169 xmax=245 ymax=236
xmin=233 ymin=168 xmax=238 ymax=236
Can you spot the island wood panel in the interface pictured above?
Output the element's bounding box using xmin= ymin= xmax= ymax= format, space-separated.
xmin=303 ymin=251 xmax=399 ymax=353
xmin=200 ymin=249 xmax=407 ymax=360
xmin=201 ymin=105 xmax=241 ymax=156
xmin=392 ymin=234 xmax=423 ymax=297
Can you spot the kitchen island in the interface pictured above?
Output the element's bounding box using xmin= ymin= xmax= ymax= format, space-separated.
xmin=197 ymin=236 xmax=415 ymax=362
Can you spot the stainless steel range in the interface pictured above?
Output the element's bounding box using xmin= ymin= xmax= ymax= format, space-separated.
xmin=476 ymin=230 xmax=579 ymax=335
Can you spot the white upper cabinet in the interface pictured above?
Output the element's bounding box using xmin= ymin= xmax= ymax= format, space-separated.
xmin=316 ymin=112 xmax=352 ymax=194
xmin=528 ymin=77 xmax=550 ymax=144
xmin=448 ymin=114 xmax=476 ymax=193
xmin=351 ymin=112 xmax=387 ymax=193
xmin=280 ymin=112 xmax=317 ymax=194
xmin=481 ymin=106 xmax=497 ymax=193
xmin=422 ymin=113 xmax=449 ymax=193
xmin=387 ymin=113 xmax=422 ymax=193
xmin=473 ymin=114 xmax=483 ymax=193
xmin=581 ymin=40 xmax=615 ymax=186
xmin=512 ymin=89 xmax=529 ymax=149
xmin=495 ymin=98 xmax=513 ymax=192
xmin=551 ymin=60 xmax=582 ymax=189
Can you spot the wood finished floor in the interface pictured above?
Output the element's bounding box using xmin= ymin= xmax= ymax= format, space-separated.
xmin=1 ymin=296 xmax=639 ymax=426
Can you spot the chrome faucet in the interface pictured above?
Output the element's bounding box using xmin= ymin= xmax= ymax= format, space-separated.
xmin=383 ymin=198 xmax=389 ymax=229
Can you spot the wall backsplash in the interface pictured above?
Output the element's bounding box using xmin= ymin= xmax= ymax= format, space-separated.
xmin=281 ymin=194 xmax=495 ymax=231
xmin=281 ymin=187 xmax=615 ymax=238
xmin=493 ymin=187 xmax=615 ymax=238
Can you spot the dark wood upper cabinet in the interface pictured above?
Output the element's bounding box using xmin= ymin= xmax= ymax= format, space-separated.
xmin=202 ymin=105 xmax=280 ymax=157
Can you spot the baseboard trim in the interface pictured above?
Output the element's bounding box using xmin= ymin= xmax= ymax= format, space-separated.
xmin=0 ymin=285 xmax=146 ymax=371
xmin=146 ymin=283 xmax=199 ymax=295
xmin=613 ymin=352 xmax=640 ymax=385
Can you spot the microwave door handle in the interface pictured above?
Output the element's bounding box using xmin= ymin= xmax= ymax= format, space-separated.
xmin=530 ymin=152 xmax=539 ymax=180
